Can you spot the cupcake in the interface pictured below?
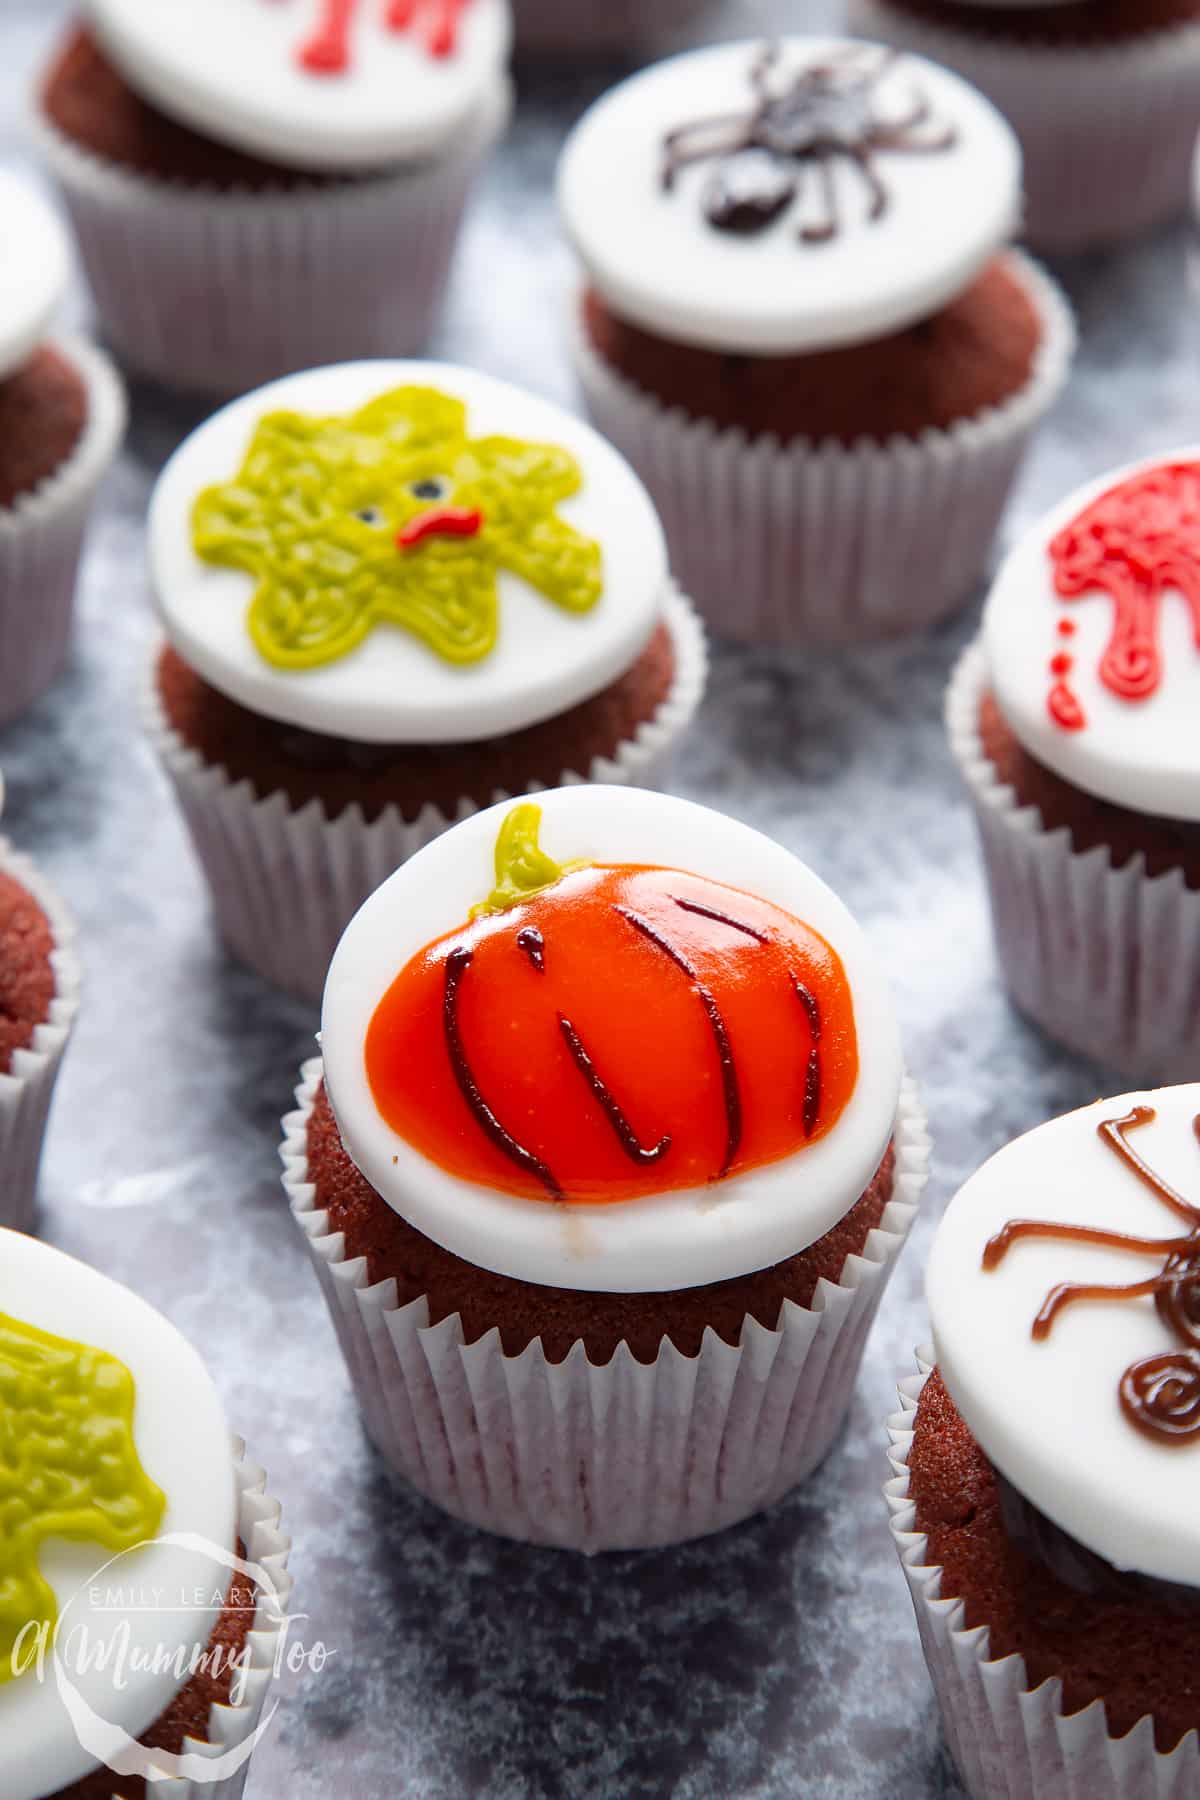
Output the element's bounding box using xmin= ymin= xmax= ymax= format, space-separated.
xmin=0 ymin=173 xmax=125 ymax=726
xmin=558 ymin=36 xmax=1073 ymax=646
xmin=35 ymin=3 xmax=513 ymax=394
xmin=0 ymin=779 xmax=81 ymax=1235
xmin=848 ymin=1 xmax=1200 ymax=252
xmin=0 ymin=1227 xmax=291 ymax=1796
xmin=510 ymin=0 xmax=714 ymax=55
xmin=282 ymin=782 xmax=930 ymax=1550
xmin=888 ymin=1087 xmax=1200 ymax=1797
xmin=949 ymin=449 xmax=1200 ymax=1082
xmin=143 ymin=358 xmax=707 ymax=1003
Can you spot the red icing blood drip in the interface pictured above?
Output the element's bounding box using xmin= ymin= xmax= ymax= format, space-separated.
xmin=293 ymin=0 xmax=472 ymax=73
xmin=1045 ymin=460 xmax=1200 ymax=731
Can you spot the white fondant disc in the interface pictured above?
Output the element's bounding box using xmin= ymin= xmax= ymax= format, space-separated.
xmin=322 ymin=784 xmax=903 ymax=1292
xmin=0 ymin=1229 xmax=236 ymax=1800
xmin=929 ymin=1088 xmax=1200 ymax=1589
xmin=985 ymin=447 xmax=1200 ymax=823
xmin=85 ymin=0 xmax=511 ymax=171
xmin=0 ymin=175 xmax=70 ymax=385
xmin=557 ymin=37 xmax=1021 ymax=355
xmin=150 ymin=359 xmax=666 ymax=746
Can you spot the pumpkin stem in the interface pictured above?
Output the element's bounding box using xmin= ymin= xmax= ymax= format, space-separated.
xmin=471 ymin=803 xmax=587 ymax=918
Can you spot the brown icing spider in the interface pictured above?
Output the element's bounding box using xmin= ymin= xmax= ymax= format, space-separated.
xmin=661 ymin=42 xmax=957 ymax=245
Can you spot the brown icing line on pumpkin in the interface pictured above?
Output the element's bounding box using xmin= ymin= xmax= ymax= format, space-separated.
xmin=443 ymin=947 xmax=563 ymax=1200
xmin=517 ymin=926 xmax=545 ymax=973
xmin=983 ymin=1106 xmax=1200 ymax=1445
xmin=671 ymin=894 xmax=770 ymax=943
xmin=615 ymin=906 xmax=743 ymax=1179
xmin=557 ymin=1015 xmax=672 ymax=1168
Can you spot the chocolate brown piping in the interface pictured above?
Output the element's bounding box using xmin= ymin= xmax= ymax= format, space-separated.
xmin=517 ymin=926 xmax=545 ymax=972
xmin=558 ymin=1014 xmax=671 ymax=1167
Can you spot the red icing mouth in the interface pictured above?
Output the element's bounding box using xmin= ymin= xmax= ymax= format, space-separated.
xmin=396 ymin=506 xmax=484 ymax=550
xmin=297 ymin=0 xmax=471 ymax=75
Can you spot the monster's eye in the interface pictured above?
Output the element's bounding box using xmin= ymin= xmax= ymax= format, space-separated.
xmin=409 ymin=477 xmax=452 ymax=502
xmin=354 ymin=506 xmax=387 ymax=528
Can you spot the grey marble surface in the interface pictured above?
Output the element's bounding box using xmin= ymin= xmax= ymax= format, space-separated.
xmin=3 ymin=3 xmax=1200 ymax=1796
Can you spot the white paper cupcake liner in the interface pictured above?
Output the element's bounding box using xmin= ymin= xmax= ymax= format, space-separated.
xmin=0 ymin=839 xmax=80 ymax=1236
xmin=947 ymin=641 xmax=1200 ymax=1083
xmin=142 ymin=582 xmax=708 ymax=1004
xmin=33 ymin=80 xmax=511 ymax=395
xmin=0 ymin=334 xmax=125 ymax=727
xmin=569 ymin=252 xmax=1074 ymax=646
xmin=885 ymin=1355 xmax=1200 ymax=1800
xmin=281 ymin=1061 xmax=929 ymax=1552
xmin=849 ymin=2 xmax=1200 ymax=252
xmin=510 ymin=0 xmax=713 ymax=53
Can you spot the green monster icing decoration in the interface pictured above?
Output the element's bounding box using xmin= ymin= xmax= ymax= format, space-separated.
xmin=0 ymin=1312 xmax=166 ymax=1685
xmin=191 ymin=385 xmax=605 ymax=672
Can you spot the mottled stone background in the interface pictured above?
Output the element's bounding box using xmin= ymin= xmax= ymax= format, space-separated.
xmin=2 ymin=2 xmax=1197 ymax=1794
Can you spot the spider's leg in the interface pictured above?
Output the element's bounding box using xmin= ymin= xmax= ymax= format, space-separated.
xmin=661 ymin=120 xmax=753 ymax=190
xmin=799 ymin=154 xmax=838 ymax=244
xmin=984 ymin=1219 xmax=1198 ymax=1270
xmin=847 ymin=145 xmax=889 ymax=223
xmin=1034 ymin=1272 xmax=1181 ymax=1339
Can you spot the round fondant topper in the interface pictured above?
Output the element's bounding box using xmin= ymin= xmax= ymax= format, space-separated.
xmin=150 ymin=360 xmax=666 ymax=745
xmin=557 ymin=37 xmax=1021 ymax=355
xmin=322 ymin=784 xmax=903 ymax=1292
xmin=85 ymin=0 xmax=511 ymax=170
xmin=985 ymin=448 xmax=1200 ymax=823
xmin=928 ymin=1088 xmax=1200 ymax=1590
xmin=0 ymin=1229 xmax=235 ymax=1800
xmin=0 ymin=175 xmax=70 ymax=386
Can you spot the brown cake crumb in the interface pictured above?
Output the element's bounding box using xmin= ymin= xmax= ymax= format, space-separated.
xmin=306 ymin=1078 xmax=897 ymax=1364
xmin=910 ymin=1369 xmax=1200 ymax=1752
xmin=873 ymin=0 xmax=1200 ymax=46
xmin=0 ymin=870 xmax=56 ymax=1077
xmin=582 ymin=255 xmax=1042 ymax=446
xmin=0 ymin=348 xmax=87 ymax=511
xmin=978 ymin=689 xmax=1200 ymax=890
xmin=156 ymin=626 xmax=678 ymax=825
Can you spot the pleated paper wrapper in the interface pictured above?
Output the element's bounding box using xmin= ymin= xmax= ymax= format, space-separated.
xmin=886 ymin=1356 xmax=1200 ymax=1800
xmin=0 ymin=840 xmax=80 ymax=1234
xmin=948 ymin=641 xmax=1200 ymax=1083
xmin=34 ymin=80 xmax=510 ymax=395
xmin=849 ymin=3 xmax=1200 ymax=252
xmin=281 ymin=1061 xmax=930 ymax=1552
xmin=0 ymin=335 xmax=125 ymax=726
xmin=97 ymin=1440 xmax=293 ymax=1800
xmin=569 ymin=253 xmax=1073 ymax=647
xmin=143 ymin=583 xmax=708 ymax=1005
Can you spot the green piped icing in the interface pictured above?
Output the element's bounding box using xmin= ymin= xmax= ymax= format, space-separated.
xmin=191 ymin=385 xmax=604 ymax=671
xmin=0 ymin=1312 xmax=166 ymax=1684
xmin=470 ymin=804 xmax=589 ymax=919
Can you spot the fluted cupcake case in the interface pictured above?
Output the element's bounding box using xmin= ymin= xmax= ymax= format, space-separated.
xmin=0 ymin=335 xmax=125 ymax=725
xmin=886 ymin=1357 xmax=1200 ymax=1800
xmin=571 ymin=254 xmax=1073 ymax=647
xmin=0 ymin=840 xmax=80 ymax=1234
xmin=849 ymin=2 xmax=1200 ymax=253
xmin=282 ymin=1063 xmax=929 ymax=1552
xmin=947 ymin=642 xmax=1200 ymax=1082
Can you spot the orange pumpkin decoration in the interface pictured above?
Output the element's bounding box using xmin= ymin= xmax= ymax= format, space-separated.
xmin=365 ymin=805 xmax=860 ymax=1205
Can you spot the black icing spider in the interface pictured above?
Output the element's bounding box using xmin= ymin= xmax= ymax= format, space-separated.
xmin=661 ymin=43 xmax=958 ymax=245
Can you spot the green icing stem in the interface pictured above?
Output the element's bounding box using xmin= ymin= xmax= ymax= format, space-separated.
xmin=471 ymin=804 xmax=590 ymax=918
xmin=191 ymin=386 xmax=605 ymax=672
xmin=0 ymin=1312 xmax=166 ymax=1685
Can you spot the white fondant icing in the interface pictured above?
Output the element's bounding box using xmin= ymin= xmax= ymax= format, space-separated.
xmin=86 ymin=0 xmax=511 ymax=171
xmin=149 ymin=359 xmax=667 ymax=746
xmin=321 ymin=783 xmax=903 ymax=1292
xmin=984 ymin=447 xmax=1200 ymax=823
xmin=556 ymin=37 xmax=1021 ymax=356
xmin=0 ymin=175 xmax=70 ymax=385
xmin=0 ymin=1229 xmax=236 ymax=1799
xmin=928 ymin=1087 xmax=1200 ymax=1589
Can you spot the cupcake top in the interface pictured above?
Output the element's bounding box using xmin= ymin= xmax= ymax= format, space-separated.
xmin=0 ymin=1229 xmax=236 ymax=1798
xmin=928 ymin=1087 xmax=1200 ymax=1588
xmin=984 ymin=450 xmax=1200 ymax=822
xmin=0 ymin=175 xmax=70 ymax=384
xmin=322 ymin=784 xmax=903 ymax=1292
xmin=557 ymin=37 xmax=1020 ymax=356
xmin=148 ymin=359 xmax=666 ymax=745
xmin=84 ymin=0 xmax=511 ymax=171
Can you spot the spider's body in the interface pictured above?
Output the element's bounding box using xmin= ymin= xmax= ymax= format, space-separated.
xmin=662 ymin=45 xmax=957 ymax=245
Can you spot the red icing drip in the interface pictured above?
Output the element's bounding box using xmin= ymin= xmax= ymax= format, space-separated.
xmin=1048 ymin=681 xmax=1086 ymax=732
xmin=1050 ymin=652 xmax=1073 ymax=678
xmin=299 ymin=0 xmax=357 ymax=72
xmin=288 ymin=0 xmax=471 ymax=73
xmin=396 ymin=506 xmax=483 ymax=549
xmin=1057 ymin=618 xmax=1077 ymax=638
xmin=1046 ymin=460 xmax=1200 ymax=729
